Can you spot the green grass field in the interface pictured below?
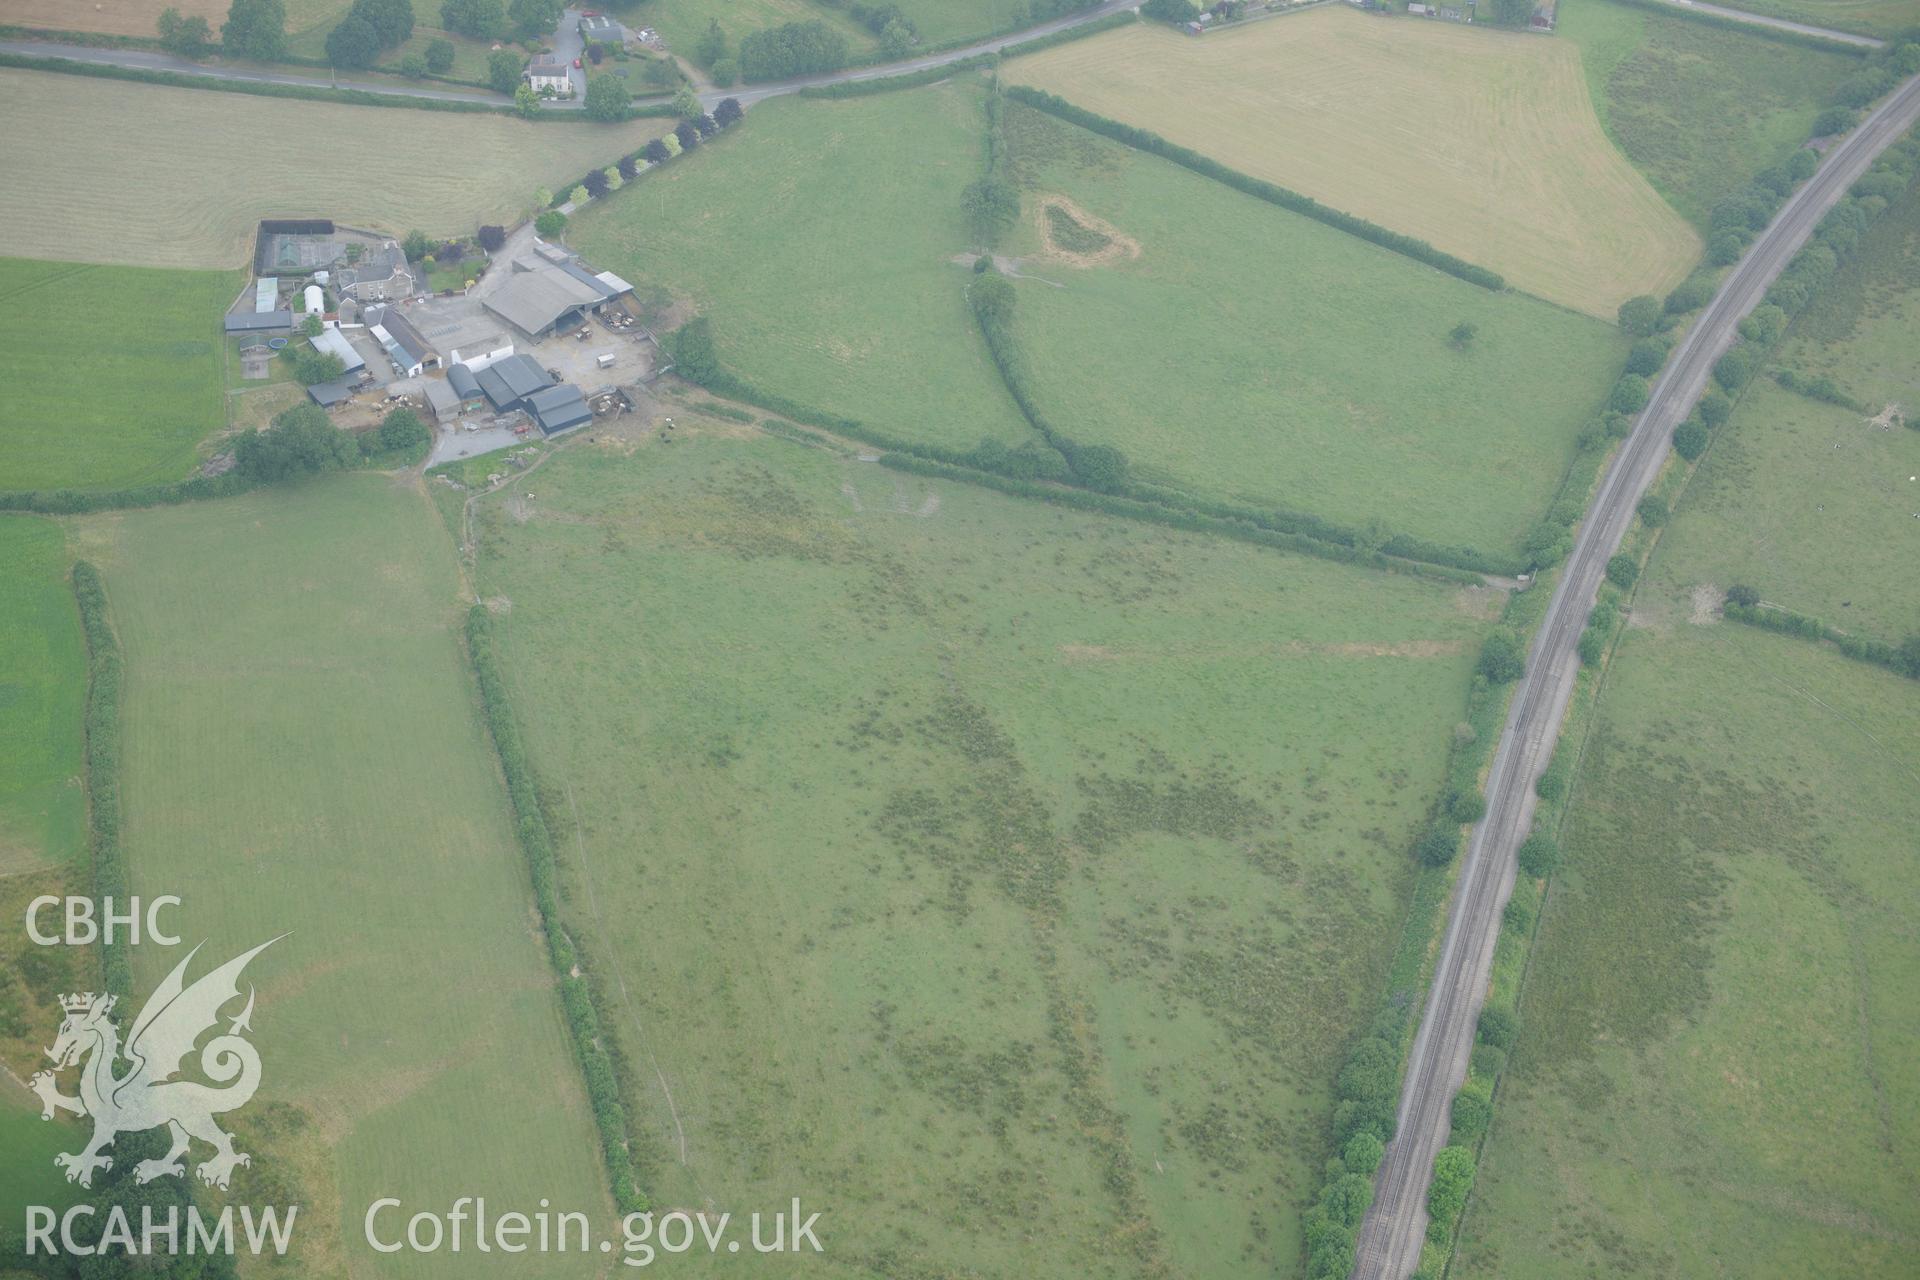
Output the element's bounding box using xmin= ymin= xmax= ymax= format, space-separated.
xmin=570 ymin=81 xmax=1037 ymax=454
xmin=1630 ymin=176 xmax=1920 ymax=639
xmin=464 ymin=427 xmax=1498 ymax=1277
xmin=995 ymin=101 xmax=1627 ymax=557
xmin=1561 ymin=0 xmax=1862 ymax=229
xmin=0 ymin=515 xmax=93 ymax=1196
xmin=0 ymin=518 xmax=83 ymax=873
xmin=1455 ymin=169 xmax=1920 ymax=1275
xmin=0 ymin=258 xmax=234 ymax=492
xmin=89 ymin=477 xmax=612 ymax=1277
xmin=1453 ymin=622 xmax=1920 ymax=1278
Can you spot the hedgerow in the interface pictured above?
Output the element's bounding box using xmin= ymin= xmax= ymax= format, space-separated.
xmin=663 ymin=317 xmax=1499 ymax=579
xmin=71 ymin=562 xmax=132 ymax=998
xmin=1004 ymin=86 xmax=1507 ymax=292
xmin=1723 ymin=601 xmax=1920 ymax=679
xmin=464 ymin=606 xmax=648 ymax=1216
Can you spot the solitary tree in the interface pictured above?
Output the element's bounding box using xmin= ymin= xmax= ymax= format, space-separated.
xmin=641 ymin=137 xmax=671 ymax=164
xmin=1476 ymin=1005 xmax=1516 ymax=1049
xmin=671 ymin=85 xmax=702 ymax=119
xmin=692 ymin=16 xmax=727 ymax=67
xmin=222 ymin=0 xmax=288 ymax=59
xmin=1725 ymin=583 xmax=1760 ymax=608
xmin=1517 ymin=832 xmax=1559 ymax=877
xmin=349 ymin=0 xmax=414 ymax=47
xmin=507 ymin=0 xmax=560 ymax=40
xmin=1417 ymin=824 xmax=1459 ymax=867
xmin=961 ymin=176 xmax=1020 ymax=248
xmin=477 ymin=224 xmax=506 ymax=252
xmin=534 ymin=209 xmax=567 ymax=237
xmin=325 ymin=14 xmax=381 ymax=67
xmin=1449 ymin=319 xmax=1477 ymax=349
xmin=157 ymin=8 xmax=215 ymax=57
xmin=582 ymin=168 xmax=610 ymax=199
xmin=585 ymin=73 xmax=632 ymax=121
xmin=514 ymin=82 xmax=540 ymax=117
xmin=1605 ymin=553 xmax=1639 ymax=589
xmin=487 ymin=47 xmax=522 ymax=94
xmin=1617 ymin=293 xmax=1661 ymax=337
xmin=714 ymin=96 xmax=744 ymax=128
xmin=1672 ymin=418 xmax=1708 ymax=460
xmin=402 ymin=229 xmax=431 ymax=260
xmin=1427 ymin=1147 xmax=1476 ymax=1227
xmin=425 ymin=36 xmax=454 ymax=72
xmin=1141 ymin=0 xmax=1199 ymax=22
xmin=1477 ymin=630 xmax=1525 ymax=684
xmin=674 ymin=119 xmax=701 ymax=150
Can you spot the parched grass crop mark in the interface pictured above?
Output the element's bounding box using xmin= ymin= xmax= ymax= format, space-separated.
xmin=563 ymin=783 xmax=698 ymax=1179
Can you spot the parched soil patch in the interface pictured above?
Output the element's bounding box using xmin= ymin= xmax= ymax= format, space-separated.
xmin=1033 ymin=196 xmax=1139 ymax=269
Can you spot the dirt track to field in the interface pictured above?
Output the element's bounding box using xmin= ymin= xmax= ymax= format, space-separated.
xmin=1007 ymin=8 xmax=1702 ymax=317
xmin=0 ymin=70 xmax=670 ymax=266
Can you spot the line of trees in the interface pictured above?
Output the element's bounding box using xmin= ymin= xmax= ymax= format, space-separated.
xmin=1723 ymin=596 xmax=1920 ymax=680
xmin=464 ymin=606 xmax=649 ymax=1216
xmin=1662 ymin=130 xmax=1920 ymax=467
xmin=663 ymin=312 xmax=1512 ymax=578
xmin=71 ymin=561 xmax=133 ymax=1000
xmin=1005 ymin=86 xmax=1508 ymax=292
xmin=1299 ymin=1005 xmax=1410 ymax=1279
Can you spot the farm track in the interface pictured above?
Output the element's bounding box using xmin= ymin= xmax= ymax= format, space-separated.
xmin=1348 ymin=69 xmax=1920 ymax=1280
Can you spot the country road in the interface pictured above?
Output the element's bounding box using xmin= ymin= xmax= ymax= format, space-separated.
xmin=0 ymin=0 xmax=1137 ymax=112
xmin=1655 ymin=0 xmax=1883 ymax=48
xmin=1348 ymin=69 xmax=1920 ymax=1280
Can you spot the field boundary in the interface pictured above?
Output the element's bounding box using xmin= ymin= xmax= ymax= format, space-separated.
xmin=463 ymin=604 xmax=649 ymax=1216
xmin=70 ymin=561 xmax=128 ymax=999
xmin=0 ymin=52 xmax=680 ymax=118
xmin=663 ymin=317 xmax=1512 ymax=578
xmin=1003 ymin=85 xmax=1509 ymax=292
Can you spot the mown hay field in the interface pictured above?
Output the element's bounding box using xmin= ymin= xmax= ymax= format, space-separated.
xmin=467 ymin=427 xmax=1497 ymax=1278
xmin=0 ymin=257 xmax=235 ymax=492
xmin=1005 ymin=7 xmax=1700 ymax=317
xmin=1563 ymin=0 xmax=1862 ymax=229
xmin=88 ymin=478 xmax=613 ymax=1277
xmin=0 ymin=69 xmax=671 ymax=268
xmin=996 ymin=100 xmax=1626 ymax=558
xmin=0 ymin=0 xmax=351 ymax=40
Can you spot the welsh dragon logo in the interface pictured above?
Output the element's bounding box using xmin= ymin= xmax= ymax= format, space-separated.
xmin=30 ymin=938 xmax=281 ymax=1191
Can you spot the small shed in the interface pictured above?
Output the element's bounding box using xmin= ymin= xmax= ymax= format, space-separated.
xmin=308 ymin=325 xmax=366 ymax=374
xmin=420 ymin=378 xmax=460 ymax=422
xmin=307 ymin=378 xmax=355 ymax=408
xmin=304 ymin=285 xmax=325 ymax=315
xmin=526 ymin=383 xmax=591 ymax=436
xmin=447 ymin=362 xmax=483 ymax=402
xmin=225 ymin=309 xmax=293 ymax=334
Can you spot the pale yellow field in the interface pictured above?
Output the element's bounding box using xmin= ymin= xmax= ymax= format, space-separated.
xmin=1007 ymin=7 xmax=1701 ymax=317
xmin=0 ymin=69 xmax=670 ymax=268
